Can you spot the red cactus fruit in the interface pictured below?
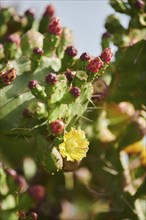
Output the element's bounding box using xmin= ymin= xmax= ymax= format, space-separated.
xmin=23 ymin=108 xmax=32 ymax=118
xmin=70 ymin=86 xmax=81 ymax=97
xmin=48 ymin=17 xmax=62 ymax=36
xmin=65 ymin=46 xmax=78 ymax=57
xmin=6 ymin=33 xmax=21 ymax=47
xmin=135 ymin=0 xmax=145 ymax=9
xmin=50 ymin=119 xmax=65 ymax=134
xmin=28 ymin=80 xmax=38 ymax=89
xmin=25 ymin=9 xmax=35 ymax=17
xmin=30 ymin=212 xmax=38 ymax=220
xmin=28 ymin=185 xmax=45 ymax=202
xmin=80 ymin=52 xmax=90 ymax=61
xmin=87 ymin=57 xmax=103 ymax=73
xmin=33 ymin=47 xmax=44 ymax=55
xmin=1 ymin=67 xmax=16 ymax=85
xmin=43 ymin=4 xmax=56 ymax=17
xmin=100 ymin=48 xmax=113 ymax=63
xmin=45 ymin=73 xmax=58 ymax=84
xmin=65 ymin=70 xmax=75 ymax=82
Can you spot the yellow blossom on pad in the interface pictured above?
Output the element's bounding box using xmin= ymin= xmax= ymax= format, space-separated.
xmin=59 ymin=128 xmax=89 ymax=161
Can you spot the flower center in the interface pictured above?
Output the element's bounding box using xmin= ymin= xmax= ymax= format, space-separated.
xmin=66 ymin=139 xmax=78 ymax=151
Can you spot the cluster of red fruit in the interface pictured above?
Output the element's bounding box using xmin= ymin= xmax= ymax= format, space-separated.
xmin=26 ymin=46 xmax=112 ymax=135
xmin=21 ymin=5 xmax=113 ymax=138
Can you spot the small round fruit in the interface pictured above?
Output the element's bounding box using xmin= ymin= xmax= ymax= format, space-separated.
xmin=48 ymin=17 xmax=62 ymax=36
xmin=33 ymin=47 xmax=44 ymax=55
xmin=50 ymin=120 xmax=65 ymax=134
xmin=65 ymin=46 xmax=77 ymax=57
xmin=70 ymin=86 xmax=81 ymax=97
xmin=30 ymin=212 xmax=38 ymax=220
xmin=80 ymin=52 xmax=90 ymax=61
xmin=28 ymin=185 xmax=45 ymax=202
xmin=45 ymin=73 xmax=58 ymax=84
xmin=100 ymin=48 xmax=113 ymax=63
xmin=25 ymin=9 xmax=35 ymax=17
xmin=23 ymin=108 xmax=32 ymax=118
xmin=28 ymin=80 xmax=38 ymax=89
xmin=65 ymin=70 xmax=75 ymax=82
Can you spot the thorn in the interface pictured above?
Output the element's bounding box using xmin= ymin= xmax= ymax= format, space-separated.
xmin=87 ymin=107 xmax=102 ymax=110
xmin=104 ymin=158 xmax=117 ymax=170
xmin=121 ymin=195 xmax=137 ymax=214
xmin=23 ymin=135 xmax=30 ymax=143
xmin=80 ymin=115 xmax=93 ymax=122
xmin=102 ymin=166 xmax=118 ymax=176
xmin=88 ymin=98 xmax=96 ymax=107
xmin=30 ymin=120 xmax=48 ymax=131
xmin=133 ymin=45 xmax=144 ymax=65
xmin=14 ymin=134 xmax=21 ymax=140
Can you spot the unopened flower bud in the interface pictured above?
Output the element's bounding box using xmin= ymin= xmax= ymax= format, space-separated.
xmin=43 ymin=4 xmax=56 ymax=17
xmin=25 ymin=9 xmax=35 ymax=17
xmin=6 ymin=33 xmax=21 ymax=47
xmin=100 ymin=48 xmax=113 ymax=63
xmin=70 ymin=86 xmax=81 ymax=97
xmin=5 ymin=168 xmax=27 ymax=192
xmin=5 ymin=168 xmax=17 ymax=178
xmin=48 ymin=17 xmax=62 ymax=36
xmin=31 ymin=48 xmax=44 ymax=72
xmin=87 ymin=57 xmax=103 ymax=73
xmin=135 ymin=0 xmax=145 ymax=9
xmin=65 ymin=46 xmax=78 ymax=57
xmin=15 ymin=175 xmax=28 ymax=192
xmin=46 ymin=73 xmax=58 ymax=84
xmin=28 ymin=185 xmax=45 ymax=202
xmin=50 ymin=119 xmax=65 ymax=134
xmin=1 ymin=67 xmax=16 ymax=85
xmin=23 ymin=108 xmax=32 ymax=118
xmin=102 ymin=31 xmax=111 ymax=39
xmin=28 ymin=80 xmax=38 ymax=89
xmin=33 ymin=47 xmax=44 ymax=55
xmin=65 ymin=70 xmax=75 ymax=82
xmin=80 ymin=52 xmax=90 ymax=61
xmin=30 ymin=212 xmax=38 ymax=220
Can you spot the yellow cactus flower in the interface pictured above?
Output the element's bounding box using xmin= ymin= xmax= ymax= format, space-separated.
xmin=141 ymin=149 xmax=146 ymax=167
xmin=124 ymin=139 xmax=144 ymax=154
xmin=59 ymin=128 xmax=89 ymax=162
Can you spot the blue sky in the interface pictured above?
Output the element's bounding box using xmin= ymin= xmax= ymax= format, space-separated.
xmin=1 ymin=1 xmax=129 ymax=57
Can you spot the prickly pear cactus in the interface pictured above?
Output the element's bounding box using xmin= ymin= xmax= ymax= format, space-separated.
xmin=81 ymin=1 xmax=146 ymax=219
xmin=0 ymin=5 xmax=114 ymax=219
xmin=102 ymin=0 xmax=146 ymax=108
xmin=0 ymin=5 xmax=112 ymax=174
xmin=1 ymin=2 xmax=145 ymax=220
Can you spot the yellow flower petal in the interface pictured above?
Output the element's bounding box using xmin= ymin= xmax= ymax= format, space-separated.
xmin=59 ymin=128 xmax=89 ymax=162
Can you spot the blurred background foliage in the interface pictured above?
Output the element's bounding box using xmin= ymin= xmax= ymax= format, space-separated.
xmin=0 ymin=0 xmax=146 ymax=219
